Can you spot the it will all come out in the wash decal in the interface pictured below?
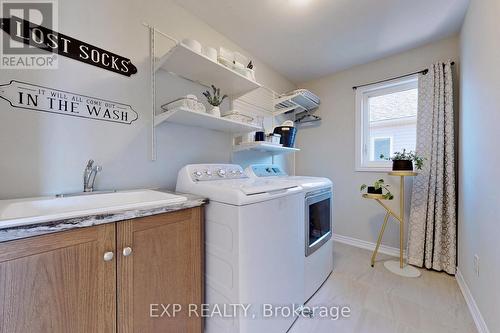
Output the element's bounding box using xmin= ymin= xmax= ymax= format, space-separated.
xmin=0 ymin=80 xmax=138 ymax=124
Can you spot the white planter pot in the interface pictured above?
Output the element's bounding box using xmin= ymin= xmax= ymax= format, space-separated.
xmin=208 ymin=106 xmax=221 ymax=117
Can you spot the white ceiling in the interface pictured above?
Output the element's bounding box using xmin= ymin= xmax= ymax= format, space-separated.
xmin=175 ymin=0 xmax=469 ymax=83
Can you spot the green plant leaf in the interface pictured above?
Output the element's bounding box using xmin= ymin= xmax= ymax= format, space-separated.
xmin=383 ymin=193 xmax=394 ymax=200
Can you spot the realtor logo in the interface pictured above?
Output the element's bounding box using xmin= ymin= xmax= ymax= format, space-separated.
xmin=0 ymin=0 xmax=58 ymax=69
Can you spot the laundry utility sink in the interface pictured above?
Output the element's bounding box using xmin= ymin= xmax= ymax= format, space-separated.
xmin=0 ymin=190 xmax=187 ymax=229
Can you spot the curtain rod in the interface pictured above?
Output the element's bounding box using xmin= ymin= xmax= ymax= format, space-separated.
xmin=352 ymin=61 xmax=455 ymax=90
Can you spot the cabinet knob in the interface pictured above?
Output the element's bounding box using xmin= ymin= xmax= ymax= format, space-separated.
xmin=123 ymin=247 xmax=133 ymax=257
xmin=103 ymin=251 xmax=114 ymax=262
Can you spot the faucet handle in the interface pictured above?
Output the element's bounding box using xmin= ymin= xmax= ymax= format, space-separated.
xmin=88 ymin=165 xmax=102 ymax=192
xmin=86 ymin=159 xmax=94 ymax=169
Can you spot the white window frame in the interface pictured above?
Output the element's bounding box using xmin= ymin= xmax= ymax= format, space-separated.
xmin=355 ymin=75 xmax=418 ymax=172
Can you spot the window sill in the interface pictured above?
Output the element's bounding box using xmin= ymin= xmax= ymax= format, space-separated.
xmin=355 ymin=166 xmax=393 ymax=173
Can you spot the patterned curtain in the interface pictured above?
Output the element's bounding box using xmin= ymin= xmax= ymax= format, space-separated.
xmin=408 ymin=61 xmax=456 ymax=274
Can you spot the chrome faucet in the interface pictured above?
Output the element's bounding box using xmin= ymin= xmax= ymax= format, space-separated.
xmin=83 ymin=159 xmax=102 ymax=192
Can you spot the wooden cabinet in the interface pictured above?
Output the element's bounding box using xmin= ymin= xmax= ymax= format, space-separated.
xmin=0 ymin=223 xmax=116 ymax=333
xmin=0 ymin=207 xmax=204 ymax=333
xmin=118 ymin=208 xmax=203 ymax=333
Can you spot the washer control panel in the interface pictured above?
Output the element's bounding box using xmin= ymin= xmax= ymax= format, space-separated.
xmin=188 ymin=164 xmax=246 ymax=181
xmin=246 ymin=164 xmax=288 ymax=178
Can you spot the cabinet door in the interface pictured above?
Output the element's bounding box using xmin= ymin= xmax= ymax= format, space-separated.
xmin=117 ymin=207 xmax=203 ymax=333
xmin=0 ymin=224 xmax=116 ymax=333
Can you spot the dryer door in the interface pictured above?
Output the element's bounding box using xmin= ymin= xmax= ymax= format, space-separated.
xmin=305 ymin=189 xmax=332 ymax=257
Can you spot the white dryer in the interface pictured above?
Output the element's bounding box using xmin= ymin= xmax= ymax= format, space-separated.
xmin=245 ymin=164 xmax=334 ymax=303
xmin=176 ymin=164 xmax=305 ymax=333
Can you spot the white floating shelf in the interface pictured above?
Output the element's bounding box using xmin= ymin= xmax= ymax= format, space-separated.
xmin=233 ymin=142 xmax=300 ymax=154
xmin=155 ymin=107 xmax=261 ymax=134
xmin=155 ymin=43 xmax=261 ymax=96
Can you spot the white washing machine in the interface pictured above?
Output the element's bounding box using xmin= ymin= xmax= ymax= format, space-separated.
xmin=176 ymin=164 xmax=305 ymax=333
xmin=245 ymin=164 xmax=334 ymax=303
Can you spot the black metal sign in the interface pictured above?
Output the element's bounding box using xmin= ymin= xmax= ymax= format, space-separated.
xmin=0 ymin=16 xmax=138 ymax=76
xmin=0 ymin=80 xmax=138 ymax=125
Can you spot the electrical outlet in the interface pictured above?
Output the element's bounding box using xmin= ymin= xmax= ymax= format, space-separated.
xmin=473 ymin=254 xmax=480 ymax=276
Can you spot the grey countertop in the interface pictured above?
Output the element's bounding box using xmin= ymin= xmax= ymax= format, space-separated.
xmin=0 ymin=190 xmax=207 ymax=243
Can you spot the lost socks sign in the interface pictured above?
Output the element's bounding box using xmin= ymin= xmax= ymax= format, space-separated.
xmin=0 ymin=16 xmax=138 ymax=76
xmin=0 ymin=80 xmax=138 ymax=124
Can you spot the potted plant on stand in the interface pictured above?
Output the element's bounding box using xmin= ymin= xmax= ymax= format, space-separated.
xmin=360 ymin=179 xmax=394 ymax=200
xmin=381 ymin=149 xmax=424 ymax=171
xmin=203 ymin=85 xmax=228 ymax=117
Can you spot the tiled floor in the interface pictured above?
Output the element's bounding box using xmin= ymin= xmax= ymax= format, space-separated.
xmin=289 ymin=242 xmax=477 ymax=333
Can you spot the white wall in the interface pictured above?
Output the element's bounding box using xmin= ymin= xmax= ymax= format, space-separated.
xmin=295 ymin=36 xmax=459 ymax=248
xmin=0 ymin=0 xmax=295 ymax=199
xmin=459 ymin=0 xmax=500 ymax=331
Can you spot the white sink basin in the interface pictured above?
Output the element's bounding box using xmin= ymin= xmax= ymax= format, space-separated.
xmin=0 ymin=190 xmax=187 ymax=229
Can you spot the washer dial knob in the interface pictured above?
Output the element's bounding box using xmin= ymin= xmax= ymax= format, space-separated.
xmin=217 ymin=169 xmax=226 ymax=177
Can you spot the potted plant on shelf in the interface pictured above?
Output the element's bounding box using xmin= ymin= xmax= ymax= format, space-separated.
xmin=360 ymin=179 xmax=394 ymax=200
xmin=203 ymin=85 xmax=228 ymax=117
xmin=380 ymin=149 xmax=424 ymax=171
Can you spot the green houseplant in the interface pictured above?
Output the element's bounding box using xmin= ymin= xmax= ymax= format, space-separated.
xmin=203 ymin=85 xmax=228 ymax=117
xmin=360 ymin=179 xmax=394 ymax=200
xmin=380 ymin=149 xmax=424 ymax=171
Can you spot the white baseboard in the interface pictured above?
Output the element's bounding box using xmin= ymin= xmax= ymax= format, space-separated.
xmin=332 ymin=233 xmax=405 ymax=258
xmin=455 ymin=268 xmax=490 ymax=333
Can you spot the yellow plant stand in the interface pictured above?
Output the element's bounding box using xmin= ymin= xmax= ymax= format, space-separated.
xmin=362 ymin=171 xmax=421 ymax=278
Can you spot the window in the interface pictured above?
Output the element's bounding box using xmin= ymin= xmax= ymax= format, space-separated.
xmin=355 ymin=75 xmax=418 ymax=171
xmin=372 ymin=137 xmax=392 ymax=161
